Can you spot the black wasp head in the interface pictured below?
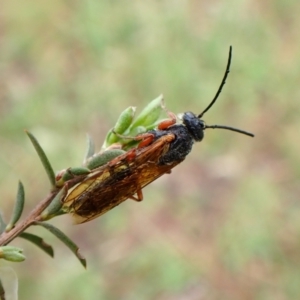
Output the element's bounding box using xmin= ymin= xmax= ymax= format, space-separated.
xmin=182 ymin=46 xmax=254 ymax=140
xmin=182 ymin=112 xmax=205 ymax=142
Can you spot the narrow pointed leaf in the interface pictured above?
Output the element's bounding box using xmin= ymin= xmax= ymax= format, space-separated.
xmin=0 ymin=213 xmax=6 ymax=234
xmin=55 ymin=167 xmax=90 ymax=187
xmin=101 ymin=129 xmax=117 ymax=149
xmin=113 ymin=106 xmax=136 ymax=135
xmin=35 ymin=222 xmax=86 ymax=268
xmin=5 ymin=181 xmax=25 ymax=232
xmin=85 ymin=149 xmax=125 ymax=170
xmin=102 ymin=106 xmax=136 ymax=149
xmin=25 ymin=130 xmax=56 ymax=188
xmin=130 ymin=94 xmax=164 ymax=129
xmin=40 ymin=185 xmax=67 ymax=221
xmin=19 ymin=232 xmax=54 ymax=257
xmin=84 ymin=134 xmax=95 ymax=162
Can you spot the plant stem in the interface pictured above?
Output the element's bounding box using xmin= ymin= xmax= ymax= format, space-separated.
xmin=0 ymin=191 xmax=58 ymax=246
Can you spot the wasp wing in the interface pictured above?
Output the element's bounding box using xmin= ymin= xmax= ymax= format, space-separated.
xmin=63 ymin=134 xmax=182 ymax=223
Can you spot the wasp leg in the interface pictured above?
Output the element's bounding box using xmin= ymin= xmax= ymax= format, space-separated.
xmin=129 ymin=188 xmax=143 ymax=202
xmin=136 ymin=133 xmax=156 ymax=148
xmin=157 ymin=111 xmax=177 ymax=130
xmin=112 ymin=129 xmax=156 ymax=148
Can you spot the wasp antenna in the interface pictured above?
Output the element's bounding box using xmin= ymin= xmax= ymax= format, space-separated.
xmin=198 ymin=46 xmax=232 ymax=118
xmin=205 ymin=124 xmax=254 ymax=137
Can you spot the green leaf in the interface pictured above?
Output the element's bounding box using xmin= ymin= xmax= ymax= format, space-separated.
xmin=25 ymin=130 xmax=56 ymax=189
xmin=0 ymin=246 xmax=25 ymax=262
xmin=130 ymin=94 xmax=164 ymax=129
xmin=40 ymin=186 xmax=68 ymax=220
xmin=5 ymin=181 xmax=25 ymax=232
xmin=85 ymin=149 xmax=125 ymax=170
xmin=55 ymin=167 xmax=90 ymax=187
xmin=102 ymin=106 xmax=136 ymax=148
xmin=0 ymin=213 xmax=6 ymax=234
xmin=113 ymin=106 xmax=136 ymax=134
xmin=19 ymin=232 xmax=54 ymax=257
xmin=101 ymin=129 xmax=117 ymax=149
xmin=35 ymin=222 xmax=86 ymax=268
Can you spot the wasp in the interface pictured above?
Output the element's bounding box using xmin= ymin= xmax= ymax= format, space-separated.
xmin=62 ymin=46 xmax=254 ymax=224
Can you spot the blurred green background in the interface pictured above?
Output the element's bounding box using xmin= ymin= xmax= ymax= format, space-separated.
xmin=1 ymin=1 xmax=300 ymax=299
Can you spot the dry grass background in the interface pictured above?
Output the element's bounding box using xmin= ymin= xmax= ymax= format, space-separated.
xmin=1 ymin=1 xmax=300 ymax=299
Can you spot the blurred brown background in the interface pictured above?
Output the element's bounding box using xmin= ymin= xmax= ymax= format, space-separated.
xmin=1 ymin=1 xmax=300 ymax=299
